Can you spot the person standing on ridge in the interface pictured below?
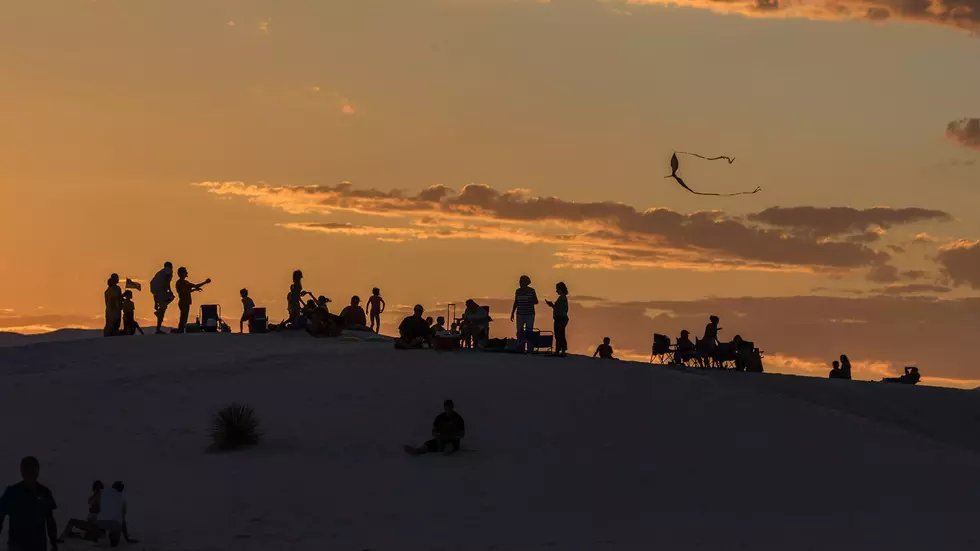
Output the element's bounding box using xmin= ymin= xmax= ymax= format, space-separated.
xmin=103 ymin=274 xmax=123 ymax=337
xmin=510 ymin=275 xmax=538 ymax=353
xmin=174 ymin=267 xmax=210 ymax=333
xmin=239 ymin=288 xmax=255 ymax=333
xmin=150 ymin=261 xmax=175 ymax=334
xmin=0 ymin=456 xmax=60 ymax=551
xmin=287 ymin=270 xmax=309 ymax=325
xmin=367 ymin=288 xmax=386 ymax=333
xmin=545 ymin=281 xmax=569 ymax=357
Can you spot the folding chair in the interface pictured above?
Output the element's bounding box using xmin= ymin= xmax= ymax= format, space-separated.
xmin=650 ymin=334 xmax=674 ymax=364
xmin=199 ymin=304 xmax=222 ymax=333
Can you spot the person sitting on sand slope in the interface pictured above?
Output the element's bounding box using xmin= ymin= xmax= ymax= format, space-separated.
xmin=340 ymin=296 xmax=368 ymax=330
xmin=883 ymin=366 xmax=921 ymax=385
xmin=405 ymin=400 xmax=466 ymax=456
xmin=395 ymin=305 xmax=431 ymax=349
xmin=829 ymin=360 xmax=843 ymax=379
xmin=594 ymin=337 xmax=616 ymax=360
xmin=94 ymin=481 xmax=137 ymax=548
xmin=430 ymin=316 xmax=447 ymax=336
xmin=58 ymin=480 xmax=104 ymax=543
xmin=121 ymin=291 xmax=143 ymax=336
xmin=674 ymin=330 xmax=695 ymax=365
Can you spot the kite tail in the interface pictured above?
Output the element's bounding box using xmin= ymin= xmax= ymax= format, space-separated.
xmin=677 ymin=151 xmax=736 ymax=164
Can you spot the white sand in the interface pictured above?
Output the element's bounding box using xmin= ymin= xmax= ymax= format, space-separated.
xmin=1 ymin=334 xmax=979 ymax=551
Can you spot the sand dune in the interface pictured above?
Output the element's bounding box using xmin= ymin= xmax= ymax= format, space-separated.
xmin=1 ymin=334 xmax=978 ymax=550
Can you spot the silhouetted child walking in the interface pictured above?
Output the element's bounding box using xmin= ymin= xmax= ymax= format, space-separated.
xmin=367 ymin=287 xmax=386 ymax=333
xmin=240 ymin=288 xmax=255 ymax=333
xmin=121 ymin=291 xmax=143 ymax=336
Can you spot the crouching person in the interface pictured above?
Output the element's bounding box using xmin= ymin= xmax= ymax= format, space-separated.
xmin=96 ymin=481 xmax=137 ymax=547
xmin=404 ymin=400 xmax=466 ymax=456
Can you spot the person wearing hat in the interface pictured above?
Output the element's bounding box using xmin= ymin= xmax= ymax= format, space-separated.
xmin=404 ymin=400 xmax=466 ymax=456
xmin=150 ymin=262 xmax=175 ymax=334
xmin=395 ymin=305 xmax=431 ymax=349
xmin=340 ymin=296 xmax=367 ymax=329
xmin=674 ymin=329 xmax=695 ymax=365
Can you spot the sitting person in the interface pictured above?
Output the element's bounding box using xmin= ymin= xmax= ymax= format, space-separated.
xmin=884 ymin=366 xmax=921 ymax=385
xmin=593 ymin=337 xmax=616 ymax=359
xmin=395 ymin=305 xmax=432 ymax=349
xmin=673 ymin=329 xmax=696 ymax=364
xmin=461 ymin=299 xmax=490 ymax=348
xmin=340 ymin=296 xmax=368 ymax=329
xmin=829 ymin=360 xmax=843 ymax=379
xmin=96 ymin=481 xmax=137 ymax=547
xmin=404 ymin=400 xmax=466 ymax=456
xmin=308 ymin=296 xmax=341 ymax=337
xmin=121 ymin=291 xmax=143 ymax=336
xmin=431 ymin=316 xmax=447 ymax=336
xmin=58 ymin=480 xmax=105 ymax=543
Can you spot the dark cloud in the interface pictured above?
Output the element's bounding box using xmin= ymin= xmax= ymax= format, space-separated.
xmin=873 ymin=284 xmax=951 ymax=296
xmin=866 ymin=264 xmax=901 ymax=283
xmin=936 ymin=240 xmax=980 ymax=289
xmin=748 ymin=206 xmax=951 ymax=238
xmin=201 ymin=182 xmax=913 ymax=271
xmin=626 ymin=0 xmax=980 ymax=32
xmin=946 ymin=118 xmax=980 ymax=151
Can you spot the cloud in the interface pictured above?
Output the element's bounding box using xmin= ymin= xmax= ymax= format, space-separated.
xmin=621 ymin=0 xmax=980 ymax=32
xmin=748 ymin=206 xmax=951 ymax=238
xmin=874 ymin=283 xmax=951 ymax=296
xmin=258 ymin=18 xmax=271 ymax=35
xmin=936 ymin=239 xmax=980 ymax=289
xmin=866 ymin=263 xmax=901 ymax=283
xmin=946 ymin=118 xmax=980 ymax=151
xmin=197 ymin=181 xmax=923 ymax=272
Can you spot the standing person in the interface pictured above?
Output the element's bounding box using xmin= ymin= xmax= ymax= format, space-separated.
xmin=287 ymin=270 xmax=309 ymax=325
xmin=545 ymin=282 xmax=569 ymax=357
xmin=103 ymin=274 xmax=123 ymax=337
xmin=367 ymin=288 xmax=385 ymax=333
xmin=509 ymin=275 xmax=538 ymax=353
xmin=239 ymin=289 xmax=256 ymax=334
xmin=0 ymin=456 xmax=59 ymax=551
xmin=121 ymin=291 xmax=143 ymax=336
xmin=174 ymin=267 xmax=211 ymax=333
xmin=839 ymin=354 xmax=853 ymax=380
xmin=150 ymin=262 xmax=175 ymax=335
xmin=95 ymin=482 xmax=136 ymax=547
xmin=697 ymin=315 xmax=721 ymax=367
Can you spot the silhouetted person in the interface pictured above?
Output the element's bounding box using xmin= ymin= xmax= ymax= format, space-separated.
xmin=545 ymin=282 xmax=569 ymax=357
xmin=884 ymin=366 xmax=921 ymax=385
xmin=839 ymin=354 xmax=853 ymax=380
xmin=510 ymin=275 xmax=538 ymax=353
xmin=461 ymin=299 xmax=490 ymax=348
xmin=150 ymin=261 xmax=175 ymax=334
xmin=594 ymin=337 xmax=615 ymax=359
xmin=308 ymin=296 xmax=336 ymax=336
xmin=829 ymin=360 xmax=843 ymax=379
xmin=58 ymin=481 xmax=104 ymax=543
xmin=341 ymin=296 xmax=368 ymax=329
xmin=287 ymin=270 xmax=309 ymax=325
xmin=240 ymin=288 xmax=255 ymax=333
xmin=96 ymin=482 xmax=136 ymax=547
xmin=674 ymin=329 xmax=695 ymax=364
xmin=698 ymin=315 xmax=721 ymax=367
xmin=121 ymin=291 xmax=142 ymax=336
xmin=396 ymin=305 xmax=431 ymax=349
xmin=404 ymin=400 xmax=466 ymax=456
xmin=367 ymin=288 xmax=386 ymax=333
xmin=174 ymin=267 xmax=210 ymax=333
xmin=430 ymin=316 xmax=447 ymax=336
xmin=104 ymin=274 xmax=123 ymax=337
xmin=0 ymin=456 xmax=59 ymax=551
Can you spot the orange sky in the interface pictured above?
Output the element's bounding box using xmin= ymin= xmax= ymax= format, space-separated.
xmin=1 ymin=0 xmax=978 ymax=386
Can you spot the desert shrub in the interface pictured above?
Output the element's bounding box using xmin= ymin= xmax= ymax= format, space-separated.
xmin=210 ymin=403 xmax=260 ymax=451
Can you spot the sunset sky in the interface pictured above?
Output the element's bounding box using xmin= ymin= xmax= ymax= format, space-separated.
xmin=1 ymin=0 xmax=979 ymax=385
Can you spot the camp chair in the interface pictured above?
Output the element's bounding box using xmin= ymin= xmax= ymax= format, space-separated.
xmin=200 ymin=305 xmax=222 ymax=333
xmin=248 ymin=307 xmax=268 ymax=334
xmin=650 ymin=334 xmax=674 ymax=364
xmin=529 ymin=329 xmax=553 ymax=354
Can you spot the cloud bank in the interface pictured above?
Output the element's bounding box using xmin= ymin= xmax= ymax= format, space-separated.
xmin=197 ymin=181 xmax=952 ymax=273
xmin=622 ymin=0 xmax=980 ymax=32
xmin=946 ymin=118 xmax=980 ymax=151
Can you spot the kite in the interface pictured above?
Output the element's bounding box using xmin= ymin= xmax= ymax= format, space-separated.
xmin=664 ymin=152 xmax=762 ymax=197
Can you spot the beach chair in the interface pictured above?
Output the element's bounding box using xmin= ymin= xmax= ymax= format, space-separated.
xmin=650 ymin=334 xmax=673 ymax=364
xmin=248 ymin=307 xmax=268 ymax=334
xmin=529 ymin=329 xmax=553 ymax=354
xmin=200 ymin=305 xmax=222 ymax=333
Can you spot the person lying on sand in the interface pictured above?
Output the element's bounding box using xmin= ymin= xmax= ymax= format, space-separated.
xmin=58 ymin=480 xmax=104 ymax=542
xmin=883 ymin=366 xmax=921 ymax=385
xmin=405 ymin=400 xmax=466 ymax=456
xmin=395 ymin=305 xmax=431 ymax=349
xmin=594 ymin=337 xmax=616 ymax=360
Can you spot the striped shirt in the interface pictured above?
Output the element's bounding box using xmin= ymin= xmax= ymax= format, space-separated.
xmin=515 ymin=287 xmax=538 ymax=316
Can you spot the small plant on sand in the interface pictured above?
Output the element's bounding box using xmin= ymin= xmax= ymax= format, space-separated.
xmin=210 ymin=403 xmax=261 ymax=451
